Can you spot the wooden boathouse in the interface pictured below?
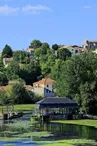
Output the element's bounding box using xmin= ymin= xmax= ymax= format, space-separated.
xmin=35 ymin=97 xmax=78 ymax=121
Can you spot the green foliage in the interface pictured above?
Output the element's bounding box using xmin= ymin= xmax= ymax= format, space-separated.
xmin=13 ymin=50 xmax=30 ymax=64
xmin=41 ymin=42 xmax=50 ymax=49
xmin=19 ymin=62 xmax=41 ymax=85
xmin=50 ymin=59 xmax=65 ymax=80
xmin=0 ymin=58 xmax=4 ymax=72
xmin=5 ymin=61 xmax=20 ymax=80
xmin=2 ymin=45 xmax=13 ymax=58
xmin=55 ymin=52 xmax=97 ymax=114
xmin=34 ymin=48 xmax=42 ymax=58
xmin=57 ymin=48 xmax=71 ymax=60
xmin=52 ymin=44 xmax=59 ymax=50
xmin=29 ymin=39 xmax=42 ymax=49
xmin=0 ymin=72 xmax=8 ymax=86
xmin=0 ymin=91 xmax=9 ymax=104
xmin=11 ymin=83 xmax=28 ymax=104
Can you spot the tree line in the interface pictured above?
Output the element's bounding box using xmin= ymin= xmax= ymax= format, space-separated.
xmin=0 ymin=39 xmax=97 ymax=115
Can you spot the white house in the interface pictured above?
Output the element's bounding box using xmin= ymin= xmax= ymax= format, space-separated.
xmin=33 ymin=78 xmax=56 ymax=97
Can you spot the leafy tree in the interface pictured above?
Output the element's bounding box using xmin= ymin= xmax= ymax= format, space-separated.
xmin=0 ymin=72 xmax=8 ymax=86
xmin=52 ymin=44 xmax=59 ymax=50
xmin=5 ymin=61 xmax=20 ymax=80
xmin=0 ymin=91 xmax=10 ymax=105
xmin=57 ymin=48 xmax=71 ymax=61
xmin=13 ymin=51 xmax=30 ymax=64
xmin=0 ymin=58 xmax=4 ymax=72
xmin=19 ymin=62 xmax=41 ymax=85
xmin=29 ymin=39 xmax=42 ymax=49
xmin=55 ymin=52 xmax=97 ymax=114
xmin=11 ymin=83 xmax=28 ymax=104
xmin=50 ymin=59 xmax=65 ymax=80
xmin=2 ymin=45 xmax=13 ymax=58
xmin=34 ymin=48 xmax=42 ymax=59
xmin=41 ymin=42 xmax=49 ymax=49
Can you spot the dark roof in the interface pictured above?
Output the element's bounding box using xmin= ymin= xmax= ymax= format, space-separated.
xmin=36 ymin=97 xmax=78 ymax=108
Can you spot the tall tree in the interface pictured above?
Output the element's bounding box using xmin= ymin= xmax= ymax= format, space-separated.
xmin=2 ymin=45 xmax=13 ymax=58
xmin=52 ymin=44 xmax=59 ymax=51
xmin=19 ymin=62 xmax=41 ymax=85
xmin=13 ymin=50 xmax=30 ymax=64
xmin=29 ymin=39 xmax=42 ymax=49
xmin=0 ymin=72 xmax=8 ymax=86
xmin=57 ymin=48 xmax=71 ymax=61
xmin=55 ymin=52 xmax=97 ymax=114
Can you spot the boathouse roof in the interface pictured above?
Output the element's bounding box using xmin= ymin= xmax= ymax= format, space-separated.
xmin=36 ymin=97 xmax=78 ymax=108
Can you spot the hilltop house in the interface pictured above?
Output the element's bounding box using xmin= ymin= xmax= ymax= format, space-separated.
xmin=61 ymin=46 xmax=87 ymax=55
xmin=33 ymin=78 xmax=56 ymax=97
xmin=3 ymin=58 xmax=13 ymax=68
xmin=83 ymin=40 xmax=97 ymax=50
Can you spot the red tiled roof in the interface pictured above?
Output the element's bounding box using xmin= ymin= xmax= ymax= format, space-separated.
xmin=33 ymin=78 xmax=55 ymax=85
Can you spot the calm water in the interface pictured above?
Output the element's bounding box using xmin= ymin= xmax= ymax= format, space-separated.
xmin=0 ymin=118 xmax=97 ymax=145
xmin=38 ymin=122 xmax=97 ymax=140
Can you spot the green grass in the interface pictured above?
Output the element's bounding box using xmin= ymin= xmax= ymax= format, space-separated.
xmin=52 ymin=120 xmax=97 ymax=128
xmin=44 ymin=139 xmax=97 ymax=146
xmin=0 ymin=104 xmax=35 ymax=113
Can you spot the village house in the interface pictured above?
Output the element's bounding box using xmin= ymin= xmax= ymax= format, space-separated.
xmin=33 ymin=78 xmax=56 ymax=97
xmin=61 ymin=45 xmax=87 ymax=55
xmin=26 ymin=48 xmax=35 ymax=54
xmin=3 ymin=58 xmax=13 ymax=67
xmin=83 ymin=40 xmax=97 ymax=50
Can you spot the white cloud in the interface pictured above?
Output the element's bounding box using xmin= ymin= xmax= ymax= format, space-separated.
xmin=83 ymin=5 xmax=92 ymax=9
xmin=0 ymin=4 xmax=20 ymax=15
xmin=22 ymin=5 xmax=52 ymax=14
xmin=0 ymin=4 xmax=52 ymax=15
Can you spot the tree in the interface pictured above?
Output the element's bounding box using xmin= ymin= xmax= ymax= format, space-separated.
xmin=52 ymin=44 xmax=59 ymax=51
xmin=13 ymin=51 xmax=30 ymax=64
xmin=0 ymin=58 xmax=4 ymax=72
xmin=11 ymin=83 xmax=28 ymax=104
xmin=41 ymin=42 xmax=49 ymax=49
xmin=2 ymin=45 xmax=13 ymax=58
xmin=0 ymin=91 xmax=10 ymax=105
xmin=29 ymin=39 xmax=42 ymax=49
xmin=57 ymin=48 xmax=71 ymax=61
xmin=40 ymin=43 xmax=50 ymax=54
xmin=19 ymin=62 xmax=41 ymax=85
xmin=34 ymin=48 xmax=42 ymax=59
xmin=55 ymin=52 xmax=97 ymax=114
xmin=5 ymin=61 xmax=20 ymax=80
xmin=0 ymin=72 xmax=8 ymax=86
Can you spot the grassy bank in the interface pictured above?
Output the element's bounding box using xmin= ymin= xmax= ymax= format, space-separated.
xmin=0 ymin=104 xmax=35 ymax=113
xmin=52 ymin=120 xmax=97 ymax=128
xmin=44 ymin=139 xmax=97 ymax=146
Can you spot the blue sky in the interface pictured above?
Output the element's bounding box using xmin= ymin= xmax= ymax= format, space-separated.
xmin=0 ymin=0 xmax=97 ymax=50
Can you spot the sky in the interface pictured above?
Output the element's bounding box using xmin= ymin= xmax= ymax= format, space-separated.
xmin=0 ymin=0 xmax=97 ymax=50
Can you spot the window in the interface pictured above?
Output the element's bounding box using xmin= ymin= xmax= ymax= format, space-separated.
xmin=75 ymin=50 xmax=78 ymax=53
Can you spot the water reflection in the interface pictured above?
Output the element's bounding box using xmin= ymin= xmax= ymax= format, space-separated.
xmin=37 ymin=122 xmax=97 ymax=141
xmin=0 ymin=119 xmax=97 ymax=142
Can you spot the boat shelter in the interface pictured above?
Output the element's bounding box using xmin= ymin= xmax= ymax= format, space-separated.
xmin=36 ymin=97 xmax=78 ymax=120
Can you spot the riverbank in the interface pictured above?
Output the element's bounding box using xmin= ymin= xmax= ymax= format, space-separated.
xmin=52 ymin=119 xmax=97 ymax=128
xmin=44 ymin=139 xmax=97 ymax=146
xmin=0 ymin=104 xmax=35 ymax=114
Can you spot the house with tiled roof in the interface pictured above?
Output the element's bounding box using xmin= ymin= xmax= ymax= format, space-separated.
xmin=33 ymin=78 xmax=56 ymax=97
xmin=83 ymin=40 xmax=97 ymax=50
xmin=60 ymin=45 xmax=87 ymax=55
